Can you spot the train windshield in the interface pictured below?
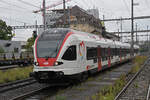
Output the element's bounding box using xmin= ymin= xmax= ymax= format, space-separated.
xmin=37 ymin=29 xmax=69 ymax=58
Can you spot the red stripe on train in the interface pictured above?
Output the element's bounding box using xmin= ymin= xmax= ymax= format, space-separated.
xmin=56 ymin=32 xmax=73 ymax=59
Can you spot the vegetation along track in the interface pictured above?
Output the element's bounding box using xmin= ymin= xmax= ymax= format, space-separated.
xmin=115 ymin=57 xmax=150 ymax=100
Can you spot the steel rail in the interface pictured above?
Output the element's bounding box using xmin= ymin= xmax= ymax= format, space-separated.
xmin=0 ymin=65 xmax=19 ymax=70
xmin=11 ymin=85 xmax=50 ymax=100
xmin=146 ymin=84 xmax=150 ymax=100
xmin=114 ymin=57 xmax=150 ymax=100
xmin=0 ymin=78 xmax=36 ymax=93
xmin=0 ymin=65 xmax=32 ymax=70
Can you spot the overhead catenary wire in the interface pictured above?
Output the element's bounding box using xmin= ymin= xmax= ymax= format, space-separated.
xmin=16 ymin=0 xmax=40 ymax=8
xmin=72 ymin=0 xmax=86 ymax=9
xmin=0 ymin=6 xmax=33 ymax=14
xmin=122 ymin=0 xmax=130 ymax=15
xmin=0 ymin=16 xmax=32 ymax=24
xmin=0 ymin=0 xmax=32 ymax=12
xmin=81 ymin=0 xmax=91 ymax=9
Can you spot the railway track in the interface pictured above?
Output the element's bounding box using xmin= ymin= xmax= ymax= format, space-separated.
xmin=0 ymin=78 xmax=39 ymax=100
xmin=0 ymin=77 xmax=68 ymax=100
xmin=21 ymin=58 xmax=149 ymax=100
xmin=20 ymin=61 xmax=136 ymax=100
xmin=0 ymin=65 xmax=19 ymax=70
xmin=147 ymin=84 xmax=150 ymax=100
xmin=0 ymin=57 xmax=148 ymax=100
xmin=114 ymin=57 xmax=150 ymax=100
xmin=0 ymin=78 xmax=36 ymax=93
xmin=0 ymin=64 xmax=33 ymax=70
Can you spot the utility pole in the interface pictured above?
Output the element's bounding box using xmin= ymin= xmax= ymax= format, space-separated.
xmin=147 ymin=25 xmax=149 ymax=51
xmin=118 ymin=29 xmax=120 ymax=38
xmin=136 ymin=23 xmax=138 ymax=44
xmin=35 ymin=20 xmax=38 ymax=35
xmin=103 ymin=15 xmax=105 ymax=20
xmin=149 ymin=32 xmax=150 ymax=54
xmin=43 ymin=0 xmax=46 ymax=30
xmin=147 ymin=26 xmax=149 ymax=42
xmin=120 ymin=17 xmax=123 ymax=42
xmin=63 ymin=0 xmax=66 ymax=26
xmin=67 ymin=6 xmax=70 ymax=26
xmin=131 ymin=0 xmax=134 ymax=56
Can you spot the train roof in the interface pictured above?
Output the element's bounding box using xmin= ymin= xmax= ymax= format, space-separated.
xmin=71 ymin=29 xmax=131 ymax=48
xmin=41 ymin=28 xmax=139 ymax=49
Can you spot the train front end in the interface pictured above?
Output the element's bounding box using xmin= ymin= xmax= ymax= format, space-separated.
xmin=30 ymin=28 xmax=71 ymax=83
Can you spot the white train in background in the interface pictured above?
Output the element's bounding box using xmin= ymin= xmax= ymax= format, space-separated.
xmin=30 ymin=28 xmax=139 ymax=83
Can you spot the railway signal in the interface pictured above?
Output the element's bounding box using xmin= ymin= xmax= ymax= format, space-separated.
xmin=33 ymin=30 xmax=37 ymax=38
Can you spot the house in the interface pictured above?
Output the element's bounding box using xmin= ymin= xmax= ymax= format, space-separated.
xmin=0 ymin=40 xmax=27 ymax=53
xmin=40 ymin=5 xmax=120 ymax=41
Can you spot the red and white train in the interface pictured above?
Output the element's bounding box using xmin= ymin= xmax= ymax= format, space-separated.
xmin=30 ymin=28 xmax=139 ymax=83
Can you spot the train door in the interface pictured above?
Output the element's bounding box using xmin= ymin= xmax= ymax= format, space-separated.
xmin=78 ymin=41 xmax=86 ymax=71
xmin=61 ymin=45 xmax=79 ymax=74
xmin=108 ymin=47 xmax=111 ymax=67
xmin=97 ymin=46 xmax=102 ymax=71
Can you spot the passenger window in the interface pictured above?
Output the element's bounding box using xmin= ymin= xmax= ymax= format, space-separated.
xmin=62 ymin=45 xmax=76 ymax=61
xmin=86 ymin=47 xmax=97 ymax=60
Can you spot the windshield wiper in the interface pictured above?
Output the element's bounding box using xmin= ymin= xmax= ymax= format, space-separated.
xmin=45 ymin=56 xmax=51 ymax=60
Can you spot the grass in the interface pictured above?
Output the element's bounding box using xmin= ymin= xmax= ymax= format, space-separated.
xmin=87 ymin=74 xmax=126 ymax=100
xmin=129 ymin=56 xmax=147 ymax=74
xmin=134 ymin=82 xmax=139 ymax=88
xmin=76 ymin=87 xmax=86 ymax=91
xmin=0 ymin=66 xmax=33 ymax=84
xmin=87 ymin=77 xmax=94 ymax=81
xmin=87 ymin=56 xmax=147 ymax=100
xmin=55 ymin=95 xmax=66 ymax=100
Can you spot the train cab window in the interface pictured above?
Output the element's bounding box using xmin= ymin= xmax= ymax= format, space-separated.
xmin=62 ymin=45 xmax=76 ymax=61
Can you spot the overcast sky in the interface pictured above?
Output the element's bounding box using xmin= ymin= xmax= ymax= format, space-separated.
xmin=0 ymin=0 xmax=150 ymax=41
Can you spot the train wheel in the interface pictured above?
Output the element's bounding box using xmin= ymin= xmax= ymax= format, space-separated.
xmin=81 ymin=72 xmax=88 ymax=82
xmin=78 ymin=72 xmax=88 ymax=82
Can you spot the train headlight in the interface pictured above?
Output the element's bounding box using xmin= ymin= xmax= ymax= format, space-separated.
xmin=54 ymin=61 xmax=63 ymax=66
xmin=54 ymin=62 xmax=58 ymax=66
xmin=34 ymin=62 xmax=39 ymax=66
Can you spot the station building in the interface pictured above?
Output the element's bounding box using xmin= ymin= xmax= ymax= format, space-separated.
xmin=39 ymin=5 xmax=120 ymax=41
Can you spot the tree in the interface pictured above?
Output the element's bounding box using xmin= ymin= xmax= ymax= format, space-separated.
xmin=0 ymin=19 xmax=13 ymax=40
xmin=25 ymin=37 xmax=35 ymax=52
xmin=25 ymin=31 xmax=37 ymax=52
